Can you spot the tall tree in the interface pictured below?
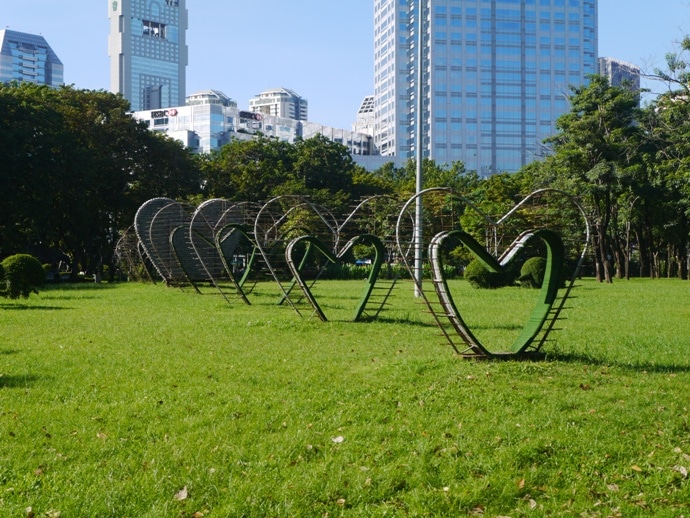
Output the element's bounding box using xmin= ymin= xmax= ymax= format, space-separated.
xmin=203 ymin=135 xmax=293 ymax=202
xmin=541 ymin=75 xmax=642 ymax=282
xmin=0 ymin=83 xmax=201 ymax=276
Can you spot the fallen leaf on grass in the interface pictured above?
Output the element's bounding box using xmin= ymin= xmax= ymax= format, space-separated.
xmin=518 ymin=478 xmax=525 ymax=489
xmin=631 ymin=465 xmax=643 ymax=472
xmin=674 ymin=465 xmax=688 ymax=478
xmin=45 ymin=511 xmax=61 ymax=518
xmin=174 ymin=486 xmax=188 ymax=501
xmin=25 ymin=507 xmax=34 ymax=518
xmin=529 ymin=499 xmax=537 ymax=509
xmin=607 ymin=483 xmax=620 ymax=492
xmin=336 ymin=498 xmax=346 ymax=507
xmin=331 ymin=436 xmax=345 ymax=444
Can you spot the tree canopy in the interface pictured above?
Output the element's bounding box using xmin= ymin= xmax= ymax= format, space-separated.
xmin=0 ymin=83 xmax=201 ymax=277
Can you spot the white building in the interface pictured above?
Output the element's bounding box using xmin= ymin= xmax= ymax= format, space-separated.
xmin=248 ymin=87 xmax=308 ymax=121
xmin=598 ymin=57 xmax=640 ymax=90
xmin=353 ymin=95 xmax=375 ymax=136
xmin=131 ymin=90 xmax=371 ymax=156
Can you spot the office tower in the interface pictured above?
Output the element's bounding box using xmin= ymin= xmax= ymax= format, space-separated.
xmin=0 ymin=29 xmax=63 ymax=87
xmin=598 ymin=57 xmax=640 ymax=90
xmin=373 ymin=0 xmax=598 ymax=173
xmin=108 ymin=0 xmax=188 ymax=112
xmin=249 ymin=88 xmax=309 ymax=121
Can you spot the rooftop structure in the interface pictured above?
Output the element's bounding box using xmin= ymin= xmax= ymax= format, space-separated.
xmin=598 ymin=57 xmax=640 ymax=90
xmin=248 ymin=87 xmax=308 ymax=121
xmin=353 ymin=95 xmax=375 ymax=136
xmin=0 ymin=29 xmax=63 ymax=86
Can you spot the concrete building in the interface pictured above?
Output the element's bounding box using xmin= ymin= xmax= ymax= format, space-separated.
xmin=598 ymin=57 xmax=640 ymax=90
xmin=0 ymin=29 xmax=63 ymax=86
xmin=248 ymin=87 xmax=308 ymax=121
xmin=131 ymin=90 xmax=371 ymax=156
xmin=302 ymin=121 xmax=373 ymax=156
xmin=108 ymin=0 xmax=188 ymax=112
xmin=353 ymin=95 xmax=376 ymax=136
xmin=373 ymin=0 xmax=598 ymax=173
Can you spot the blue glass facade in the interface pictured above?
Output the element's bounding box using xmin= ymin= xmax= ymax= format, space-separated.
xmin=108 ymin=0 xmax=188 ymax=112
xmin=374 ymin=0 xmax=598 ymax=173
xmin=0 ymin=30 xmax=63 ymax=87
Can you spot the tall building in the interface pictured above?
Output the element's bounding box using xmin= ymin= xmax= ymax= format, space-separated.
xmin=108 ymin=0 xmax=188 ymax=112
xmin=598 ymin=57 xmax=640 ymax=90
xmin=373 ymin=0 xmax=598 ymax=173
xmin=248 ymin=87 xmax=308 ymax=121
xmin=0 ymin=29 xmax=63 ymax=87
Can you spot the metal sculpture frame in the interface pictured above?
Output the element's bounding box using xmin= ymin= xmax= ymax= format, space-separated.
xmin=395 ymin=187 xmax=590 ymax=359
xmin=124 ymin=188 xmax=590 ymax=359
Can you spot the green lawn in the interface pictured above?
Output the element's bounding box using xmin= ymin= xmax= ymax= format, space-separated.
xmin=1 ymin=278 xmax=690 ymax=517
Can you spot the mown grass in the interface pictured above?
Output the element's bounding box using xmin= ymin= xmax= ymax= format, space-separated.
xmin=1 ymin=278 xmax=690 ymax=517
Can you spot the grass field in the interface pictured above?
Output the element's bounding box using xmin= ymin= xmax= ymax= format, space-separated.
xmin=1 ymin=277 xmax=690 ymax=517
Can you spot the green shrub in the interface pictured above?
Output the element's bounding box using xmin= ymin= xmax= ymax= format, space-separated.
xmin=464 ymin=258 xmax=513 ymax=289
xmin=519 ymin=256 xmax=547 ymax=288
xmin=0 ymin=254 xmax=46 ymax=299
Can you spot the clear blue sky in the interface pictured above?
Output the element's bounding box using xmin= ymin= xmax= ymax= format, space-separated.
xmin=3 ymin=1 xmax=690 ymax=129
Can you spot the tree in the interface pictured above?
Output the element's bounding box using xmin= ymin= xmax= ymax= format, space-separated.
xmin=638 ymin=38 xmax=690 ymax=279
xmin=203 ymin=135 xmax=293 ymax=201
xmin=0 ymin=254 xmax=45 ymax=299
xmin=0 ymin=83 xmax=201 ymax=277
xmin=540 ymin=75 xmax=642 ymax=282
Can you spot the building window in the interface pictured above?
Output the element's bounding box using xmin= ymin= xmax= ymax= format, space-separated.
xmin=143 ymin=20 xmax=166 ymax=39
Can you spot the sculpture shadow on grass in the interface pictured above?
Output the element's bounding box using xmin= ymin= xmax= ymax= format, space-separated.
xmin=0 ymin=374 xmax=40 ymax=389
xmin=546 ymin=351 xmax=690 ymax=374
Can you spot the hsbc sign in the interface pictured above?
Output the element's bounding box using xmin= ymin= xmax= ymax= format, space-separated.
xmin=151 ymin=109 xmax=178 ymax=118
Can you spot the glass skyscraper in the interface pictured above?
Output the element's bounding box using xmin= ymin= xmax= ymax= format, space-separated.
xmin=108 ymin=0 xmax=188 ymax=112
xmin=373 ymin=0 xmax=598 ymax=173
xmin=0 ymin=29 xmax=63 ymax=87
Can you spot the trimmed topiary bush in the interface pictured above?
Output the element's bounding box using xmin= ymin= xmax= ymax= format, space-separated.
xmin=464 ymin=258 xmax=513 ymax=289
xmin=519 ymin=256 xmax=547 ymax=289
xmin=0 ymin=254 xmax=46 ymax=299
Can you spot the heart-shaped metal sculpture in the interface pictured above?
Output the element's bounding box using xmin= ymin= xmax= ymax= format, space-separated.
xmin=429 ymin=228 xmax=565 ymax=357
xmin=396 ymin=187 xmax=590 ymax=359
xmin=252 ymin=195 xmax=340 ymax=316
xmin=283 ymin=195 xmax=403 ymax=322
xmin=285 ymin=233 xmax=386 ymax=322
xmin=135 ymin=197 xmax=201 ymax=287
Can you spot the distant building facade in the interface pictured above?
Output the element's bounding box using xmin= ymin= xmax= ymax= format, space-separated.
xmin=248 ymin=87 xmax=308 ymax=121
xmin=598 ymin=57 xmax=640 ymax=90
xmin=373 ymin=0 xmax=598 ymax=173
xmin=353 ymin=95 xmax=375 ymax=136
xmin=108 ymin=0 xmax=188 ymax=111
xmin=131 ymin=90 xmax=371 ymax=156
xmin=0 ymin=29 xmax=63 ymax=86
